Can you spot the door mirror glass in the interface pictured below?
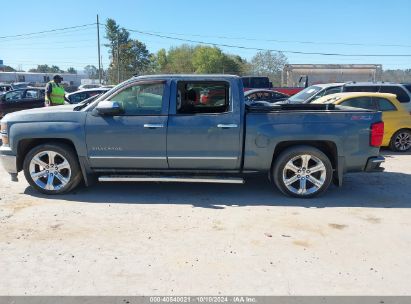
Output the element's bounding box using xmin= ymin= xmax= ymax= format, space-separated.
xmin=95 ymin=100 xmax=123 ymax=115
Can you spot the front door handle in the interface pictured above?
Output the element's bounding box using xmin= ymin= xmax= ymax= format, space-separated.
xmin=217 ymin=124 xmax=238 ymax=129
xmin=144 ymin=124 xmax=164 ymax=129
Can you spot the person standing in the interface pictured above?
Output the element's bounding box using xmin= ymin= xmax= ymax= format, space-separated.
xmin=45 ymin=75 xmax=69 ymax=106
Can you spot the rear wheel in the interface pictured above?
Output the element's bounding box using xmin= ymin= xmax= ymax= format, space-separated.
xmin=272 ymin=146 xmax=333 ymax=198
xmin=389 ymin=129 xmax=411 ymax=152
xmin=23 ymin=143 xmax=82 ymax=194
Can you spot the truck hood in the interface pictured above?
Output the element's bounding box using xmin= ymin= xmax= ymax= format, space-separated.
xmin=1 ymin=104 xmax=79 ymax=123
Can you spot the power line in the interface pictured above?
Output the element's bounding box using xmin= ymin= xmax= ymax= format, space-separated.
xmin=1 ymin=38 xmax=104 ymax=47
xmin=3 ymin=44 xmax=97 ymax=50
xmin=103 ymin=26 xmax=411 ymax=49
xmin=0 ymin=29 xmax=96 ymax=44
xmin=125 ymin=28 xmax=411 ymax=57
xmin=2 ymin=23 xmax=409 ymax=56
xmin=0 ymin=23 xmax=96 ymax=39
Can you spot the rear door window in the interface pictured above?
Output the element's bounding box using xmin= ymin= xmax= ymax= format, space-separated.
xmin=257 ymin=92 xmax=271 ymax=101
xmin=340 ymin=97 xmax=376 ymax=110
xmin=323 ymin=86 xmax=343 ymax=96
xmin=4 ymin=90 xmax=24 ymax=102
xmin=24 ymin=89 xmax=39 ymax=100
xmin=245 ymin=93 xmax=257 ymax=101
xmin=176 ymin=81 xmax=229 ymax=114
xmin=249 ymin=77 xmax=269 ymax=89
xmin=373 ymin=97 xmax=397 ymax=111
xmin=273 ymin=92 xmax=287 ymax=99
xmin=379 ymin=86 xmax=410 ymax=103
xmin=69 ymin=92 xmax=88 ymax=104
xmin=241 ymin=77 xmax=250 ymax=88
xmin=344 ymin=85 xmax=379 ymax=93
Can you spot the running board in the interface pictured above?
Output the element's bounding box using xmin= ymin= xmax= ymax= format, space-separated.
xmin=98 ymin=175 xmax=244 ymax=184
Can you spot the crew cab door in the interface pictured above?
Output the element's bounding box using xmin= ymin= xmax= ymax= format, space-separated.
xmin=85 ymin=80 xmax=169 ymax=169
xmin=167 ymin=80 xmax=242 ymax=170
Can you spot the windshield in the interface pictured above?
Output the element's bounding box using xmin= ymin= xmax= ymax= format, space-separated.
xmin=75 ymin=82 xmax=123 ymax=111
xmin=12 ymin=83 xmax=29 ymax=90
xmin=80 ymin=94 xmax=100 ymax=104
xmin=288 ymin=86 xmax=322 ymax=103
xmin=242 ymin=77 xmax=270 ymax=89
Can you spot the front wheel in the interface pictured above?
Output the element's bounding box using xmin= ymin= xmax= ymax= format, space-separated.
xmin=272 ymin=146 xmax=333 ymax=198
xmin=23 ymin=143 xmax=82 ymax=194
xmin=389 ymin=129 xmax=411 ymax=152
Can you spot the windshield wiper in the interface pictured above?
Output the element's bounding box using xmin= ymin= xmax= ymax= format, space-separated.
xmin=74 ymin=102 xmax=89 ymax=111
xmin=73 ymin=95 xmax=101 ymax=111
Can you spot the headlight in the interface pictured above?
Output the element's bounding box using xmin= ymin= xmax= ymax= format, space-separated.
xmin=1 ymin=122 xmax=9 ymax=145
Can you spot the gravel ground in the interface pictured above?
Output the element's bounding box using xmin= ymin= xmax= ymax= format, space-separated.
xmin=0 ymin=150 xmax=411 ymax=295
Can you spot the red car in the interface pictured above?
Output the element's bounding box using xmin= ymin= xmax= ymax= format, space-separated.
xmin=0 ymin=88 xmax=45 ymax=118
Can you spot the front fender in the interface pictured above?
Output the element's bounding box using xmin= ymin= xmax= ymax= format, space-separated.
xmin=9 ymin=121 xmax=87 ymax=157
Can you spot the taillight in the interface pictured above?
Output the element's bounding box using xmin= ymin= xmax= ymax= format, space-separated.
xmin=370 ymin=122 xmax=384 ymax=147
xmin=1 ymin=122 xmax=9 ymax=146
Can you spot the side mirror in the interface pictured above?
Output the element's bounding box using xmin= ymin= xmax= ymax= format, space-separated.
xmin=95 ymin=100 xmax=123 ymax=115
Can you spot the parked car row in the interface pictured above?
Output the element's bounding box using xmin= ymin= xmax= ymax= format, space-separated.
xmin=0 ymin=87 xmax=111 ymax=117
xmin=243 ymin=82 xmax=411 ymax=152
xmin=312 ymin=92 xmax=411 ymax=152
xmin=286 ymin=82 xmax=411 ymax=112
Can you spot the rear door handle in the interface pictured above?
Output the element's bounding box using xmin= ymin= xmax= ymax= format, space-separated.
xmin=217 ymin=124 xmax=238 ymax=129
xmin=144 ymin=124 xmax=164 ymax=129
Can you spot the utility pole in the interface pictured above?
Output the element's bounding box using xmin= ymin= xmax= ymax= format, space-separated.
xmin=117 ymin=37 xmax=120 ymax=83
xmin=96 ymin=14 xmax=102 ymax=84
xmin=100 ymin=55 xmax=104 ymax=83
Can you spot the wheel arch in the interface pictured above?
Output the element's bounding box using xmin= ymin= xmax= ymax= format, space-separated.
xmin=16 ymin=138 xmax=89 ymax=185
xmin=270 ymin=140 xmax=341 ymax=185
xmin=271 ymin=143 xmax=334 ymax=198
xmin=271 ymin=140 xmax=338 ymax=171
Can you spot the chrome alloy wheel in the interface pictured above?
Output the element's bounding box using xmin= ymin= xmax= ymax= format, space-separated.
xmin=394 ymin=132 xmax=411 ymax=151
xmin=282 ymin=154 xmax=327 ymax=196
xmin=29 ymin=151 xmax=71 ymax=191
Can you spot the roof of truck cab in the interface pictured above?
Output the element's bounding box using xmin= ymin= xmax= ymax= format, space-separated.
xmin=344 ymin=82 xmax=403 ymax=86
xmin=310 ymin=82 xmax=345 ymax=88
xmin=312 ymin=92 xmax=398 ymax=104
xmin=133 ymin=74 xmax=240 ymax=79
xmin=67 ymin=87 xmax=110 ymax=96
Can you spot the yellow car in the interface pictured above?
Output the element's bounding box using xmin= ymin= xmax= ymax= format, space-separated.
xmin=313 ymin=92 xmax=411 ymax=152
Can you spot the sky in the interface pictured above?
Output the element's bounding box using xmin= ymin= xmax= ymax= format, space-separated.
xmin=1 ymin=0 xmax=411 ymax=72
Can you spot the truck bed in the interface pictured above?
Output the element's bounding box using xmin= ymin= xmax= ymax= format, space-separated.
xmin=243 ymin=104 xmax=382 ymax=173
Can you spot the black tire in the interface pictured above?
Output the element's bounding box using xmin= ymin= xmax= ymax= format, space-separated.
xmin=389 ymin=129 xmax=411 ymax=152
xmin=23 ymin=143 xmax=82 ymax=195
xmin=272 ymin=145 xmax=333 ymax=198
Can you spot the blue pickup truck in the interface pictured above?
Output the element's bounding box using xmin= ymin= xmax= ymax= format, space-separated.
xmin=0 ymin=75 xmax=385 ymax=198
